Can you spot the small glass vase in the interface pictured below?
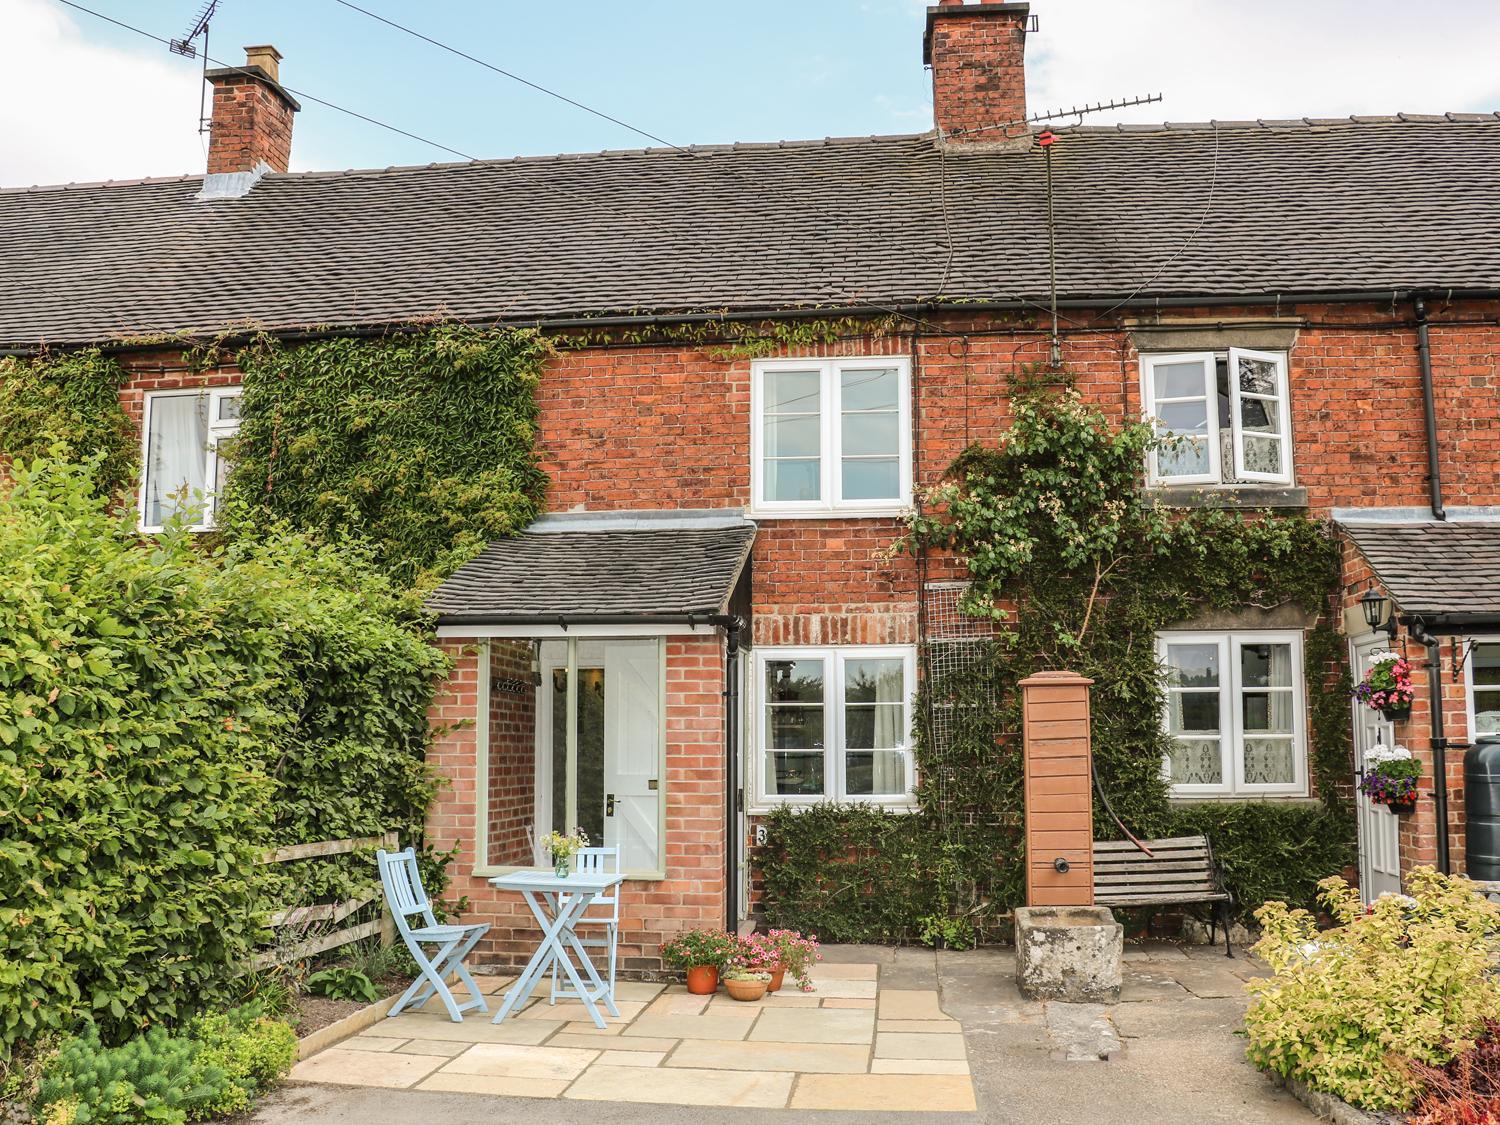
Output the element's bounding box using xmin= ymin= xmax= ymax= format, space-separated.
xmin=552 ymin=853 xmax=570 ymax=878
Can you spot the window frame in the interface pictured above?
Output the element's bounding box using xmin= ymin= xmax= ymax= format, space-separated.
xmin=750 ymin=644 xmax=918 ymax=811
xmin=1464 ymin=637 xmax=1500 ymax=742
xmin=749 ymin=357 xmax=913 ymax=517
xmin=138 ymin=386 xmax=242 ymax=533
xmin=1157 ymin=629 xmax=1307 ymax=798
xmin=1140 ymin=349 xmax=1293 ymax=488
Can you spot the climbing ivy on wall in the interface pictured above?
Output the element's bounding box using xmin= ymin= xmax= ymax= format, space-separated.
xmin=0 ymin=349 xmax=136 ymax=499
xmin=222 ymin=324 xmax=553 ymax=588
xmin=761 ymin=379 xmax=1356 ymax=940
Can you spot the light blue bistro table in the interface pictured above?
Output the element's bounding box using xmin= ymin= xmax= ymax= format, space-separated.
xmin=487 ymin=869 xmax=625 ymax=1029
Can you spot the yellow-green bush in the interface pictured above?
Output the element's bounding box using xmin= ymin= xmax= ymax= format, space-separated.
xmin=1246 ymin=868 xmax=1500 ymax=1111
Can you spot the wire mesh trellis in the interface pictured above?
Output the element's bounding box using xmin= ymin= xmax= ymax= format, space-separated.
xmin=921 ymin=582 xmax=1001 ymax=758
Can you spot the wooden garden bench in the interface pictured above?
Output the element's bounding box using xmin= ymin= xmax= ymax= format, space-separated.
xmin=1092 ymin=834 xmax=1236 ymax=956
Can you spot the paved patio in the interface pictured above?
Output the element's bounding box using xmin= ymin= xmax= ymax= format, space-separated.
xmin=264 ymin=943 xmax=1312 ymax=1123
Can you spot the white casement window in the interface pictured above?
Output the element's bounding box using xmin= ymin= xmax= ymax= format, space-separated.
xmin=1141 ymin=349 xmax=1293 ymax=486
xmin=1158 ymin=630 xmax=1306 ymax=797
xmin=139 ymin=387 xmax=242 ymax=532
xmin=754 ymin=645 xmax=917 ymax=807
xmin=750 ymin=358 xmax=912 ymax=515
xmin=1467 ymin=641 xmax=1500 ymax=739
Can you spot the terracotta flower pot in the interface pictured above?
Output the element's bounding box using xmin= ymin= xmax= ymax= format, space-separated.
xmin=766 ymin=964 xmax=786 ymax=993
xmin=725 ymin=977 xmax=769 ymax=1002
xmin=685 ymin=965 xmax=719 ymax=995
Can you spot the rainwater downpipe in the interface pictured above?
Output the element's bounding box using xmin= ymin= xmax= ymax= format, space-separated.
xmin=1409 ymin=619 xmax=1452 ymax=875
xmin=1415 ymin=295 xmax=1447 ymax=521
xmin=723 ymin=617 xmax=743 ymax=932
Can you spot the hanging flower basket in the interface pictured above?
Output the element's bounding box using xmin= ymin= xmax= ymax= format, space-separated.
xmin=1354 ymin=652 xmax=1415 ymax=721
xmin=1359 ymin=743 xmax=1421 ymax=815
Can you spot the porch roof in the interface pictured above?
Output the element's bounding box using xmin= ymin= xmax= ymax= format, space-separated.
xmin=426 ymin=509 xmax=755 ymax=627
xmin=1339 ymin=518 xmax=1500 ymax=622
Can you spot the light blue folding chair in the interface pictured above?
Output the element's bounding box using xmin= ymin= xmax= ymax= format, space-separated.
xmin=377 ymin=846 xmax=491 ymax=1022
xmin=549 ymin=846 xmax=620 ymax=1005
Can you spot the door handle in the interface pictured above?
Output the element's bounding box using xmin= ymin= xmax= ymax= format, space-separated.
xmin=606 ymin=793 xmax=616 ymax=816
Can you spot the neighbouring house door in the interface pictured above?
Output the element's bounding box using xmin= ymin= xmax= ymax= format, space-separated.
xmin=537 ymin=639 xmax=664 ymax=875
xmin=1352 ymin=635 xmax=1402 ymax=901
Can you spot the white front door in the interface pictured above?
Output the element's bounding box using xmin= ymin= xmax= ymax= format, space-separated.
xmin=1352 ymin=635 xmax=1402 ymax=901
xmin=536 ymin=638 xmax=664 ymax=875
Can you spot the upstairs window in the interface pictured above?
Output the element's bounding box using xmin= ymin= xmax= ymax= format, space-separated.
xmin=139 ymin=387 xmax=241 ymax=532
xmin=1142 ymin=349 xmax=1292 ymax=486
xmin=751 ymin=358 xmax=911 ymax=515
xmin=1158 ymin=630 xmax=1306 ymax=797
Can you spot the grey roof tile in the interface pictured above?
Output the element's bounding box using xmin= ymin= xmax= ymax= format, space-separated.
xmin=425 ymin=514 xmax=755 ymax=624
xmin=3 ymin=118 xmax=1500 ymax=348
xmin=1339 ymin=520 xmax=1500 ymax=616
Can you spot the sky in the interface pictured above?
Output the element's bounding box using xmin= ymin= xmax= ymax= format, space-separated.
xmin=3 ymin=0 xmax=1499 ymax=187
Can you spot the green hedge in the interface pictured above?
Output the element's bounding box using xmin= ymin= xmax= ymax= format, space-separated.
xmin=0 ymin=460 xmax=447 ymax=1052
xmin=0 ymin=351 xmax=135 ymax=500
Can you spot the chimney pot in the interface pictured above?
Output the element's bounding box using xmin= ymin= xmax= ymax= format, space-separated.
xmin=923 ymin=1 xmax=1032 ymax=150
xmin=204 ymin=45 xmax=299 ymax=176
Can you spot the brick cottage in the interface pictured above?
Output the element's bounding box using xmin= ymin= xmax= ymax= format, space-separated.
xmin=3 ymin=2 xmax=1499 ymax=968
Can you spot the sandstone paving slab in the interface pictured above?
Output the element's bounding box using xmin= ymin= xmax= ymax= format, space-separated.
xmin=1119 ymin=974 xmax=1192 ymax=1002
xmin=877 ymin=989 xmax=948 ymax=1021
xmin=749 ymin=1006 xmax=874 ymax=1045
xmin=392 ymin=1038 xmax=471 ymax=1057
xmin=625 ymin=1012 xmax=759 ymax=1041
xmin=821 ymin=998 xmax=876 ymax=1010
xmin=790 ymin=1073 xmax=977 ymax=1113
xmin=566 ymin=1063 xmax=793 ymax=1108
xmin=877 ymin=1019 xmax=962 ymax=1034
xmin=1171 ymin=968 xmax=1250 ymax=1000
xmin=612 ymin=981 xmax=666 ymax=1001
xmin=338 ymin=1035 xmax=407 ymax=1052
xmin=870 ymin=1058 xmax=971 ymax=1075
xmin=547 ymin=1032 xmax=680 ymax=1053
xmin=382 ymin=1015 xmax=562 ymax=1045
xmin=290 ymin=1048 xmax=447 ymax=1089
xmin=517 ymin=998 xmax=645 ymax=1024
xmin=645 ymin=992 xmax=711 ymax=1016
xmin=439 ymin=1042 xmax=598 ymax=1081
xmin=875 ymin=1032 xmax=968 ymax=1061
xmin=471 ymin=975 xmax=517 ymax=994
xmin=414 ymin=1071 xmax=568 ymax=1099
xmin=668 ymin=1038 xmax=871 ymax=1074
xmin=808 ymin=962 xmax=879 ymax=981
xmin=595 ymin=1049 xmax=667 ymax=1068
xmin=556 ymin=1020 xmax=624 ymax=1037
xmin=705 ymin=991 xmax=818 ymax=1009
xmin=808 ymin=980 xmax=877 ymax=999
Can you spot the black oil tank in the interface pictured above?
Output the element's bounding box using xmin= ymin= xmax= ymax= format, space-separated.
xmin=1465 ymin=735 xmax=1500 ymax=880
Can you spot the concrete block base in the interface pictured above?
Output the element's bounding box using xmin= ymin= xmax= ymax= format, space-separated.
xmin=1014 ymin=906 xmax=1124 ymax=1004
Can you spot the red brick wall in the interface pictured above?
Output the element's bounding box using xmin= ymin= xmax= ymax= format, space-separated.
xmin=428 ymin=636 xmax=726 ymax=972
xmin=206 ymin=76 xmax=295 ymax=174
xmin=487 ymin=640 xmax=535 ymax=868
xmin=925 ymin=2 xmax=1031 ymax=145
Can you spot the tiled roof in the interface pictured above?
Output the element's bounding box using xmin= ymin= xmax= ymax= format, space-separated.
xmin=3 ymin=117 xmax=1500 ymax=348
xmin=425 ymin=511 xmax=755 ymax=625
xmin=1339 ymin=519 xmax=1500 ymax=618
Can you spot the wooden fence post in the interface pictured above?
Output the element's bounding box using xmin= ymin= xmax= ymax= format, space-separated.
xmin=1019 ymin=671 xmax=1095 ymax=907
xmin=380 ymin=831 xmax=399 ymax=949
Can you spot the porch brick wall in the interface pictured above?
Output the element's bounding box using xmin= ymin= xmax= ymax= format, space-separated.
xmin=427 ymin=635 xmax=727 ymax=973
xmin=487 ymin=639 xmax=536 ymax=868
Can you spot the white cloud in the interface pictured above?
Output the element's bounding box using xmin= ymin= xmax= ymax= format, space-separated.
xmin=1023 ymin=0 xmax=1500 ymax=126
xmin=0 ymin=0 xmax=206 ymax=187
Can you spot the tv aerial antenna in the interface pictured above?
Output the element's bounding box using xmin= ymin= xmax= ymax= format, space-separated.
xmin=169 ymin=0 xmax=222 ymax=134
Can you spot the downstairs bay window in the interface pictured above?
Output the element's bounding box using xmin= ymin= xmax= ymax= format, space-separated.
xmin=754 ymin=645 xmax=916 ymax=807
xmin=1142 ymin=349 xmax=1292 ymax=486
xmin=1158 ymin=630 xmax=1306 ymax=797
xmin=139 ymin=387 xmax=242 ymax=532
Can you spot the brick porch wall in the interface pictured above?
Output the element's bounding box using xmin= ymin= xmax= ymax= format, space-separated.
xmin=428 ymin=636 xmax=727 ymax=973
xmin=487 ymin=639 xmax=535 ymax=868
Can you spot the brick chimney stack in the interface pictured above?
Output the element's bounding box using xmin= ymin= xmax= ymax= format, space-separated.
xmin=923 ymin=1 xmax=1032 ymax=150
xmin=204 ymin=45 xmax=299 ymax=174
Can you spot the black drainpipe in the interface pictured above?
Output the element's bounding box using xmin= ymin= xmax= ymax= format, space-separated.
xmin=1409 ymin=619 xmax=1452 ymax=874
xmin=1415 ymin=295 xmax=1447 ymax=521
xmin=723 ymin=617 xmax=743 ymax=932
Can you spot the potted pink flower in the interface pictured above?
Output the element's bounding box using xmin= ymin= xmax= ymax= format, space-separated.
xmin=1354 ymin=651 xmax=1415 ymax=722
xmin=751 ymin=929 xmax=821 ymax=993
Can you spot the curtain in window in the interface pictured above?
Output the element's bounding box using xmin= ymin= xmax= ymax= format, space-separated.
xmin=144 ymin=394 xmax=209 ymax=527
xmin=1241 ymin=642 xmax=1295 ymax=785
xmin=845 ymin=657 xmax=906 ymax=796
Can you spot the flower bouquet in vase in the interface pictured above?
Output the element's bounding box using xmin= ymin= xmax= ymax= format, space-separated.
xmin=541 ymin=828 xmax=588 ymax=877
xmin=1359 ymin=744 xmax=1421 ymax=816
xmin=1354 ymin=651 xmax=1415 ymax=722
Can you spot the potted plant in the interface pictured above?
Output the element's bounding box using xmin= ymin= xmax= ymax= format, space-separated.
xmin=661 ymin=928 xmax=740 ymax=994
xmin=737 ymin=931 xmax=785 ymax=991
xmin=1359 ymin=744 xmax=1421 ymax=816
xmin=723 ymin=967 xmax=772 ymax=1002
xmin=541 ymin=827 xmax=588 ymax=878
xmin=750 ymin=929 xmax=821 ymax=992
xmin=1354 ymin=651 xmax=1415 ymax=722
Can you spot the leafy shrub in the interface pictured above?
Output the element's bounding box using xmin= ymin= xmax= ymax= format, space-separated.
xmin=0 ymin=351 xmax=135 ymax=499
xmin=1246 ymin=868 xmax=1500 ymax=1112
xmin=32 ymin=1005 xmax=294 ymax=1124
xmin=306 ymin=969 xmax=379 ymax=1004
xmin=1408 ymin=1018 xmax=1500 ymax=1124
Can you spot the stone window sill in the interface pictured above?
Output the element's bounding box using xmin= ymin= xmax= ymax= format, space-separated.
xmin=1146 ymin=486 xmax=1308 ymax=510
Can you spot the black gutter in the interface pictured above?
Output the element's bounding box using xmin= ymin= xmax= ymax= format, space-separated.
xmin=723 ymin=618 xmax=743 ymax=933
xmin=1415 ymin=295 xmax=1447 ymax=521
xmin=1409 ymin=619 xmax=1453 ymax=875
xmin=16 ymin=287 xmax=1500 ymax=357
xmin=431 ymin=611 xmax=740 ymax=628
